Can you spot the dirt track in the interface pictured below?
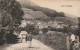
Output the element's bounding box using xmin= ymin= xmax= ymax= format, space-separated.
xmin=0 ymin=39 xmax=53 ymax=50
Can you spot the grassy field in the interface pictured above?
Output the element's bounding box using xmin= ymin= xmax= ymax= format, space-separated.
xmin=33 ymin=31 xmax=67 ymax=50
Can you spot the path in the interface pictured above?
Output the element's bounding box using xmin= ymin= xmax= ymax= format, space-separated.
xmin=0 ymin=39 xmax=54 ymax=50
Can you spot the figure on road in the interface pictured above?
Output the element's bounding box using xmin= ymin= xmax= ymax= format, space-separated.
xmin=19 ymin=31 xmax=28 ymax=42
xmin=26 ymin=33 xmax=32 ymax=48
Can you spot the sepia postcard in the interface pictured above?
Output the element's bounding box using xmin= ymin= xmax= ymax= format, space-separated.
xmin=0 ymin=0 xmax=80 ymax=50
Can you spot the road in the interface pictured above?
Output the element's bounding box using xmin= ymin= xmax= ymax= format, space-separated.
xmin=0 ymin=39 xmax=54 ymax=50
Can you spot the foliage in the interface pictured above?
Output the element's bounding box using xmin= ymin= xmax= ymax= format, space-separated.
xmin=25 ymin=24 xmax=39 ymax=35
xmin=42 ymin=28 xmax=48 ymax=34
xmin=0 ymin=11 xmax=12 ymax=27
xmin=57 ymin=12 xmax=65 ymax=17
xmin=0 ymin=29 xmax=6 ymax=45
xmin=0 ymin=39 xmax=5 ymax=45
xmin=26 ymin=5 xmax=66 ymax=17
xmin=0 ymin=0 xmax=24 ymax=44
xmin=0 ymin=0 xmax=24 ymax=27
xmin=33 ymin=32 xmax=67 ymax=50
xmin=76 ymin=18 xmax=80 ymax=41
xmin=5 ymin=33 xmax=18 ymax=44
xmin=26 ymin=5 xmax=58 ymax=17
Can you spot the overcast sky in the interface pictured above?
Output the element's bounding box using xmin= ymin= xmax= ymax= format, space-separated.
xmin=17 ymin=0 xmax=80 ymax=17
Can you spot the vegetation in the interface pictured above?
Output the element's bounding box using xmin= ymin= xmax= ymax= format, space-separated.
xmin=0 ymin=0 xmax=24 ymax=26
xmin=0 ymin=0 xmax=24 ymax=45
xmin=5 ymin=31 xmax=18 ymax=44
xmin=26 ymin=5 xmax=65 ymax=17
xmin=42 ymin=28 xmax=48 ymax=34
xmin=25 ymin=24 xmax=39 ymax=35
xmin=76 ymin=18 xmax=80 ymax=41
xmin=0 ymin=29 xmax=5 ymax=45
xmin=33 ymin=32 xmax=67 ymax=50
xmin=56 ymin=12 xmax=65 ymax=17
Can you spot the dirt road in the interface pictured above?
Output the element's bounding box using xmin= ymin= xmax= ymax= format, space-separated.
xmin=0 ymin=39 xmax=54 ymax=50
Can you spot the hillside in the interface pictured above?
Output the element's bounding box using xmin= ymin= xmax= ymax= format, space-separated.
xmin=21 ymin=7 xmax=78 ymax=26
xmin=17 ymin=0 xmax=79 ymax=27
xmin=22 ymin=8 xmax=49 ymax=19
xmin=55 ymin=17 xmax=78 ymax=25
xmin=17 ymin=0 xmax=66 ymax=18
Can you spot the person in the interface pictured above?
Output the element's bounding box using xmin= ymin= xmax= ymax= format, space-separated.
xmin=70 ymin=33 xmax=76 ymax=50
xmin=63 ymin=26 xmax=67 ymax=35
xmin=63 ymin=25 xmax=70 ymax=35
xmin=26 ymin=34 xmax=32 ymax=48
xmin=19 ymin=31 xmax=28 ymax=42
xmin=73 ymin=39 xmax=79 ymax=50
xmin=38 ymin=30 xmax=42 ymax=40
xmin=70 ymin=33 xmax=76 ymax=42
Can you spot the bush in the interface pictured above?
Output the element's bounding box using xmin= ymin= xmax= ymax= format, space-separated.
xmin=0 ymin=39 xmax=5 ymax=46
xmin=5 ymin=33 xmax=18 ymax=44
xmin=25 ymin=24 xmax=39 ymax=35
xmin=42 ymin=28 xmax=48 ymax=34
xmin=0 ymin=29 xmax=5 ymax=46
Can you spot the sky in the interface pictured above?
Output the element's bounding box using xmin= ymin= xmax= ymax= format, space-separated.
xmin=17 ymin=0 xmax=80 ymax=17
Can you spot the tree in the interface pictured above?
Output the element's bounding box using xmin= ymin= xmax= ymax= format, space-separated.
xmin=0 ymin=0 xmax=24 ymax=44
xmin=57 ymin=12 xmax=65 ymax=17
xmin=25 ymin=24 xmax=39 ymax=35
xmin=1 ymin=11 xmax=12 ymax=27
xmin=26 ymin=5 xmax=57 ymax=17
xmin=76 ymin=18 xmax=80 ymax=41
xmin=5 ymin=30 xmax=18 ymax=44
xmin=42 ymin=28 xmax=48 ymax=34
xmin=0 ymin=0 xmax=24 ymax=27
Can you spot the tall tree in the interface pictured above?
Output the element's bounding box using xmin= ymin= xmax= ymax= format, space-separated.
xmin=0 ymin=0 xmax=24 ymax=44
xmin=0 ymin=0 xmax=24 ymax=27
